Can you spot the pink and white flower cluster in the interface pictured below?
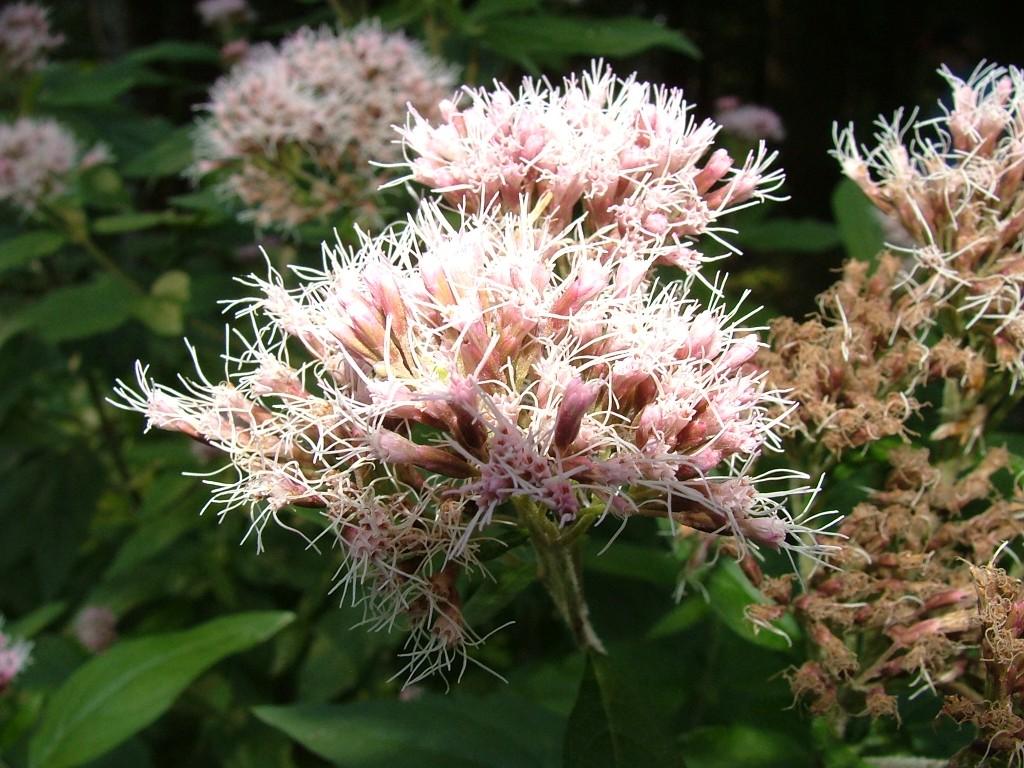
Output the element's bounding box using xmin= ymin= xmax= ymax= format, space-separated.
xmin=0 ymin=617 xmax=32 ymax=694
xmin=834 ymin=63 xmax=1024 ymax=381
xmin=0 ymin=117 xmax=109 ymax=215
xmin=0 ymin=2 xmax=63 ymax=76
xmin=118 ymin=64 xmax=828 ymax=681
xmin=193 ymin=22 xmax=455 ymax=229
xmin=395 ymin=64 xmax=785 ymax=272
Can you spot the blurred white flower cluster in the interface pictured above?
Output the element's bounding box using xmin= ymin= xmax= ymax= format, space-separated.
xmin=193 ymin=22 xmax=456 ymax=229
xmin=0 ymin=2 xmax=63 ymax=76
xmin=0 ymin=117 xmax=110 ymax=216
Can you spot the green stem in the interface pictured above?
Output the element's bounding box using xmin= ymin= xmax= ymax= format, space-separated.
xmin=517 ymin=499 xmax=606 ymax=654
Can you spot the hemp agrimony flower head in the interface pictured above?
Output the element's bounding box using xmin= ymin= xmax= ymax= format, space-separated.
xmin=0 ymin=2 xmax=63 ymax=77
xmin=193 ymin=21 xmax=455 ymax=230
xmin=116 ymin=63 xmax=831 ymax=683
xmin=834 ymin=63 xmax=1024 ymax=382
xmin=0 ymin=617 xmax=32 ymax=694
xmin=394 ymin=63 xmax=785 ymax=272
xmin=0 ymin=117 xmax=110 ymax=216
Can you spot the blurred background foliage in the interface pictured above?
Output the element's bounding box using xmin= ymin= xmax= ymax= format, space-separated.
xmin=0 ymin=1 xmax=1017 ymax=767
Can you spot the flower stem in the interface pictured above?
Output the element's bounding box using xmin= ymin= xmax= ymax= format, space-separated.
xmin=517 ymin=499 xmax=606 ymax=654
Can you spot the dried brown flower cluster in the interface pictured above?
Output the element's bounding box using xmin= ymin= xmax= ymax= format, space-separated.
xmin=945 ymin=565 xmax=1024 ymax=765
xmin=760 ymin=253 xmax=986 ymax=457
xmin=751 ymin=62 xmax=1024 ymax=768
xmin=750 ymin=446 xmax=1023 ymax=720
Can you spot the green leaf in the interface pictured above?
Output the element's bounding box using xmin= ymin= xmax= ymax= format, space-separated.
xmin=125 ymin=41 xmax=220 ymax=64
xmin=832 ymin=178 xmax=884 ymax=262
xmin=563 ymin=653 xmax=679 ymax=768
xmin=8 ymin=274 xmax=140 ymax=345
xmin=38 ymin=62 xmax=151 ymax=106
xmin=150 ymin=270 xmax=190 ymax=303
xmin=254 ymin=693 xmax=561 ymax=767
xmin=462 ymin=549 xmax=536 ymax=625
xmin=6 ymin=602 xmax=67 ymax=638
xmin=296 ymin=607 xmax=382 ymax=703
xmin=705 ymin=559 xmax=800 ymax=652
xmin=131 ymin=270 xmax=191 ymax=336
xmin=0 ymin=231 xmax=66 ymax=273
xmin=480 ymin=15 xmax=700 ymax=66
xmin=583 ymin=540 xmax=677 ymax=586
xmin=92 ymin=212 xmax=179 ymax=234
xmin=680 ymin=724 xmax=810 ymax=768
xmin=466 ymin=0 xmax=541 ymax=23
xmin=122 ymin=127 xmax=194 ymax=179
xmin=28 ymin=611 xmax=294 ymax=768
xmin=737 ymin=218 xmax=840 ymax=253
xmin=103 ymin=475 xmax=200 ymax=580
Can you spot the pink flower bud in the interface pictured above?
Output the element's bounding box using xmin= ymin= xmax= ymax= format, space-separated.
xmin=718 ymin=334 xmax=760 ymax=370
xmin=554 ymin=377 xmax=600 ymax=450
xmin=680 ymin=311 xmax=722 ymax=359
xmin=372 ymin=430 xmax=474 ymax=478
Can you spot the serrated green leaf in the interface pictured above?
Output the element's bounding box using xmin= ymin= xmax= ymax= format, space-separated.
xmin=832 ymin=178 xmax=884 ymax=263
xmin=0 ymin=231 xmax=66 ymax=273
xmin=29 ymin=611 xmax=294 ymax=768
xmin=254 ymin=693 xmax=561 ymax=767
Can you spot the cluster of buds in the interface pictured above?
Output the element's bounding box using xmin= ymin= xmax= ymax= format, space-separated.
xmin=193 ymin=21 xmax=455 ymax=230
xmin=0 ymin=2 xmax=63 ymax=77
xmin=395 ymin=63 xmax=785 ymax=272
xmin=756 ymin=447 xmax=1024 ymax=721
xmin=0 ymin=616 xmax=32 ymax=694
xmin=117 ymin=63 xmax=831 ymax=682
xmin=0 ymin=117 xmax=110 ymax=216
xmin=835 ymin=63 xmax=1024 ymax=383
xmin=713 ymin=97 xmax=786 ymax=143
